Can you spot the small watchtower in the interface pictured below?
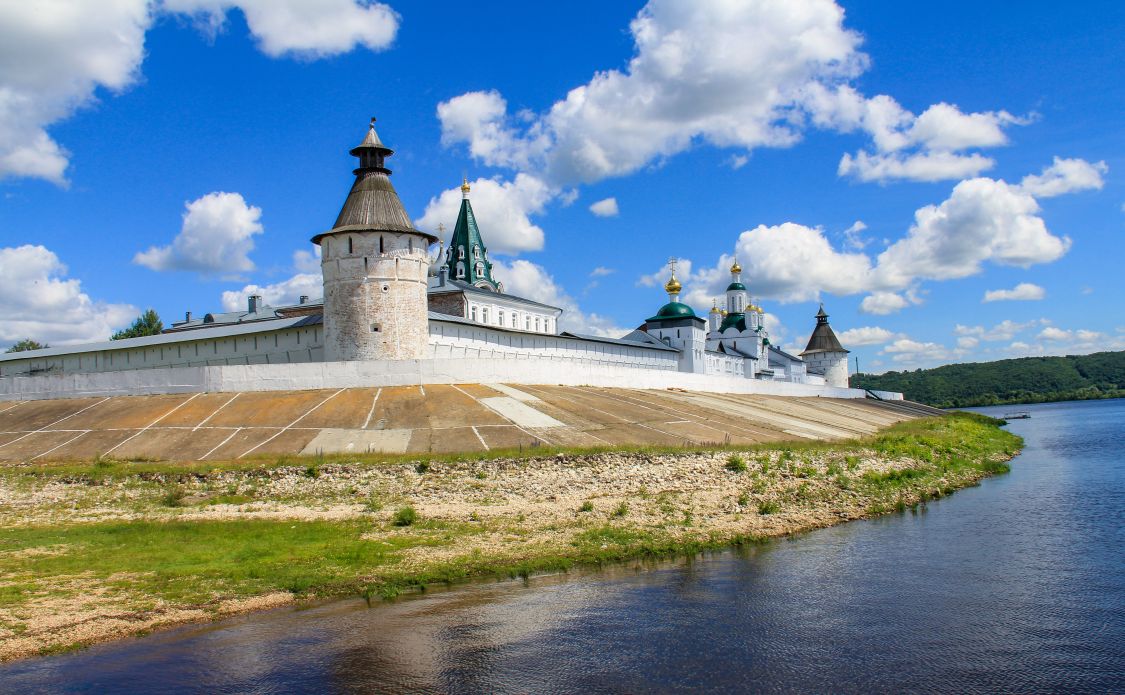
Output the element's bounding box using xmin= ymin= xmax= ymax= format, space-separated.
xmin=800 ymin=304 xmax=850 ymax=388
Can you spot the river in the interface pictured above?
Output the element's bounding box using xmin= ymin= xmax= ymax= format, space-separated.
xmin=2 ymin=398 xmax=1123 ymax=693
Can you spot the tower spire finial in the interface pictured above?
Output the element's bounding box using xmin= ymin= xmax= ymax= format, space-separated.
xmin=664 ymin=257 xmax=682 ymax=297
xmin=461 ymin=176 xmax=471 ymax=198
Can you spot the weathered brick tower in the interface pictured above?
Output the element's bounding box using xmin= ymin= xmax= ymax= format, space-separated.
xmin=313 ymin=120 xmax=437 ymax=362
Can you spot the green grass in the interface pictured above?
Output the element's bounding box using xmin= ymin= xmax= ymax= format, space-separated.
xmin=0 ymin=520 xmax=438 ymax=606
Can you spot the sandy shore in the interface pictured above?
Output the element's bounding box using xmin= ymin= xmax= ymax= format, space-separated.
xmin=0 ymin=414 xmax=1021 ymax=661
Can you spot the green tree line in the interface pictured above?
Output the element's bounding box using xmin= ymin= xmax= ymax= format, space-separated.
xmin=853 ymin=351 xmax=1125 ymax=408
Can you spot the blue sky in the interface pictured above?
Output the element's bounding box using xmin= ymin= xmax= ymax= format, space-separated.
xmin=1 ymin=0 xmax=1122 ymax=372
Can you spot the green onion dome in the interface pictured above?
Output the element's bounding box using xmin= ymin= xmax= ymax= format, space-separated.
xmin=647 ymin=301 xmax=696 ymax=322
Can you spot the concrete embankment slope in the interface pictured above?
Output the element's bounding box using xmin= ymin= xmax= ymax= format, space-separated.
xmin=0 ymin=385 xmax=929 ymax=462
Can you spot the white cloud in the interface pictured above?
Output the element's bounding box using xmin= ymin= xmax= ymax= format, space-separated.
xmin=955 ymin=319 xmax=1044 ymax=342
xmin=590 ymin=266 xmax=615 ymax=277
xmin=0 ymin=245 xmax=137 ymax=346
xmin=492 ymin=259 xmax=629 ymax=337
xmin=842 ymin=220 xmax=868 ymax=249
xmin=0 ymin=1 xmax=399 ymax=184
xmin=0 ymin=1 xmax=151 ymax=184
xmin=859 ymin=291 xmax=910 ymax=315
xmin=416 ymin=174 xmax=551 ymax=255
xmin=1038 ymin=326 xmax=1071 ymax=341
xmin=873 ymin=177 xmax=1071 ymax=288
xmin=134 ymin=191 xmax=263 ymax=274
xmin=684 ymin=224 xmax=875 ymax=306
xmin=438 ymin=0 xmax=870 ymax=186
xmin=1019 ymin=157 xmax=1107 ymax=198
xmin=644 ymin=160 xmax=1077 ymax=312
xmin=220 ymin=272 xmax=321 ymax=311
xmin=982 ymin=282 xmax=1045 ymax=302
xmin=837 ymin=150 xmax=994 ymax=183
xmin=837 ymin=326 xmax=897 ymax=346
xmin=438 ymin=3 xmax=1026 ymax=187
xmin=161 ymin=0 xmax=399 ymax=58
xmin=956 ymin=336 xmax=979 ymax=350
xmin=1005 ymin=327 xmax=1125 ymax=358
xmin=814 ymin=87 xmax=1027 ymax=183
xmin=292 ymin=246 xmax=321 ymax=273
xmin=589 ymin=197 xmax=619 ymax=217
xmin=881 ymin=338 xmax=954 ymax=365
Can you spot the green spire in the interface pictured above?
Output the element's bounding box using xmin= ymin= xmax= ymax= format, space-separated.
xmin=442 ymin=179 xmax=498 ymax=291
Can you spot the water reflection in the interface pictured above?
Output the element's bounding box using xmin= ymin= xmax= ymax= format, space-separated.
xmin=2 ymin=400 xmax=1123 ymax=693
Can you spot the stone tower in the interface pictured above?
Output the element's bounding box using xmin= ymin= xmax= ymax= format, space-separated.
xmin=800 ymin=304 xmax=850 ymax=388
xmin=312 ymin=120 xmax=438 ymax=362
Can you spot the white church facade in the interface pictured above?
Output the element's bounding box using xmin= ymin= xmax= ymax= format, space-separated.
xmin=0 ymin=121 xmax=852 ymax=395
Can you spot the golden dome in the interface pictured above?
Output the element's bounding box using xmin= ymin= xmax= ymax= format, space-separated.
xmin=710 ymin=301 xmax=722 ymax=314
xmin=721 ymin=309 xmax=729 ymax=317
xmin=730 ymin=259 xmax=742 ymax=274
xmin=664 ymin=274 xmax=682 ymax=294
xmin=461 ymin=177 xmax=471 ymax=194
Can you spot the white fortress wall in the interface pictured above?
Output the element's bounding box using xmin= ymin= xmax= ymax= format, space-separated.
xmin=429 ymin=321 xmax=681 ymax=371
xmin=0 ymin=357 xmax=867 ymax=402
xmin=0 ymin=322 xmax=324 ymax=378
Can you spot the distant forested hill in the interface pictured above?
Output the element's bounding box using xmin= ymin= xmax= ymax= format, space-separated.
xmin=853 ymin=351 xmax=1125 ymax=408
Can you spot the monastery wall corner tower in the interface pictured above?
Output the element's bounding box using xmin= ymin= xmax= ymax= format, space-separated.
xmin=313 ymin=120 xmax=437 ymax=362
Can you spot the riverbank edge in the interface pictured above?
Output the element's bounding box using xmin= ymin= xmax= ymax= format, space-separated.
xmin=0 ymin=413 xmax=1022 ymax=662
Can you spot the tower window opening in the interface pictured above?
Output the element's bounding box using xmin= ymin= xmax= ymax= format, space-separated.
xmin=456 ymin=261 xmax=465 ymax=279
xmin=379 ymin=236 xmax=384 ymax=253
xmin=348 ymin=236 xmax=353 ymax=254
xmin=458 ymin=246 xmax=465 ymax=259
xmin=408 ymin=238 xmax=413 ymax=251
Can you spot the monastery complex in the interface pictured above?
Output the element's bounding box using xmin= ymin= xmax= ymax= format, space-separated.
xmin=0 ymin=121 xmax=874 ymax=403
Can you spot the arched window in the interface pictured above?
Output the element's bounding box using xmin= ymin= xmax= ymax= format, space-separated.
xmin=458 ymin=246 xmax=465 ymax=259
xmin=456 ymin=261 xmax=465 ymax=278
xmin=473 ymin=245 xmax=481 ymax=259
xmin=475 ymin=262 xmax=484 ymax=277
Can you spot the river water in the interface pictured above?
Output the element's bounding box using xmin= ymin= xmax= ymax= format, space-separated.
xmin=2 ymin=399 xmax=1123 ymax=693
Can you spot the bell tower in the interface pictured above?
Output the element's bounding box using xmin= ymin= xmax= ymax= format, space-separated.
xmin=312 ymin=119 xmax=438 ymax=362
